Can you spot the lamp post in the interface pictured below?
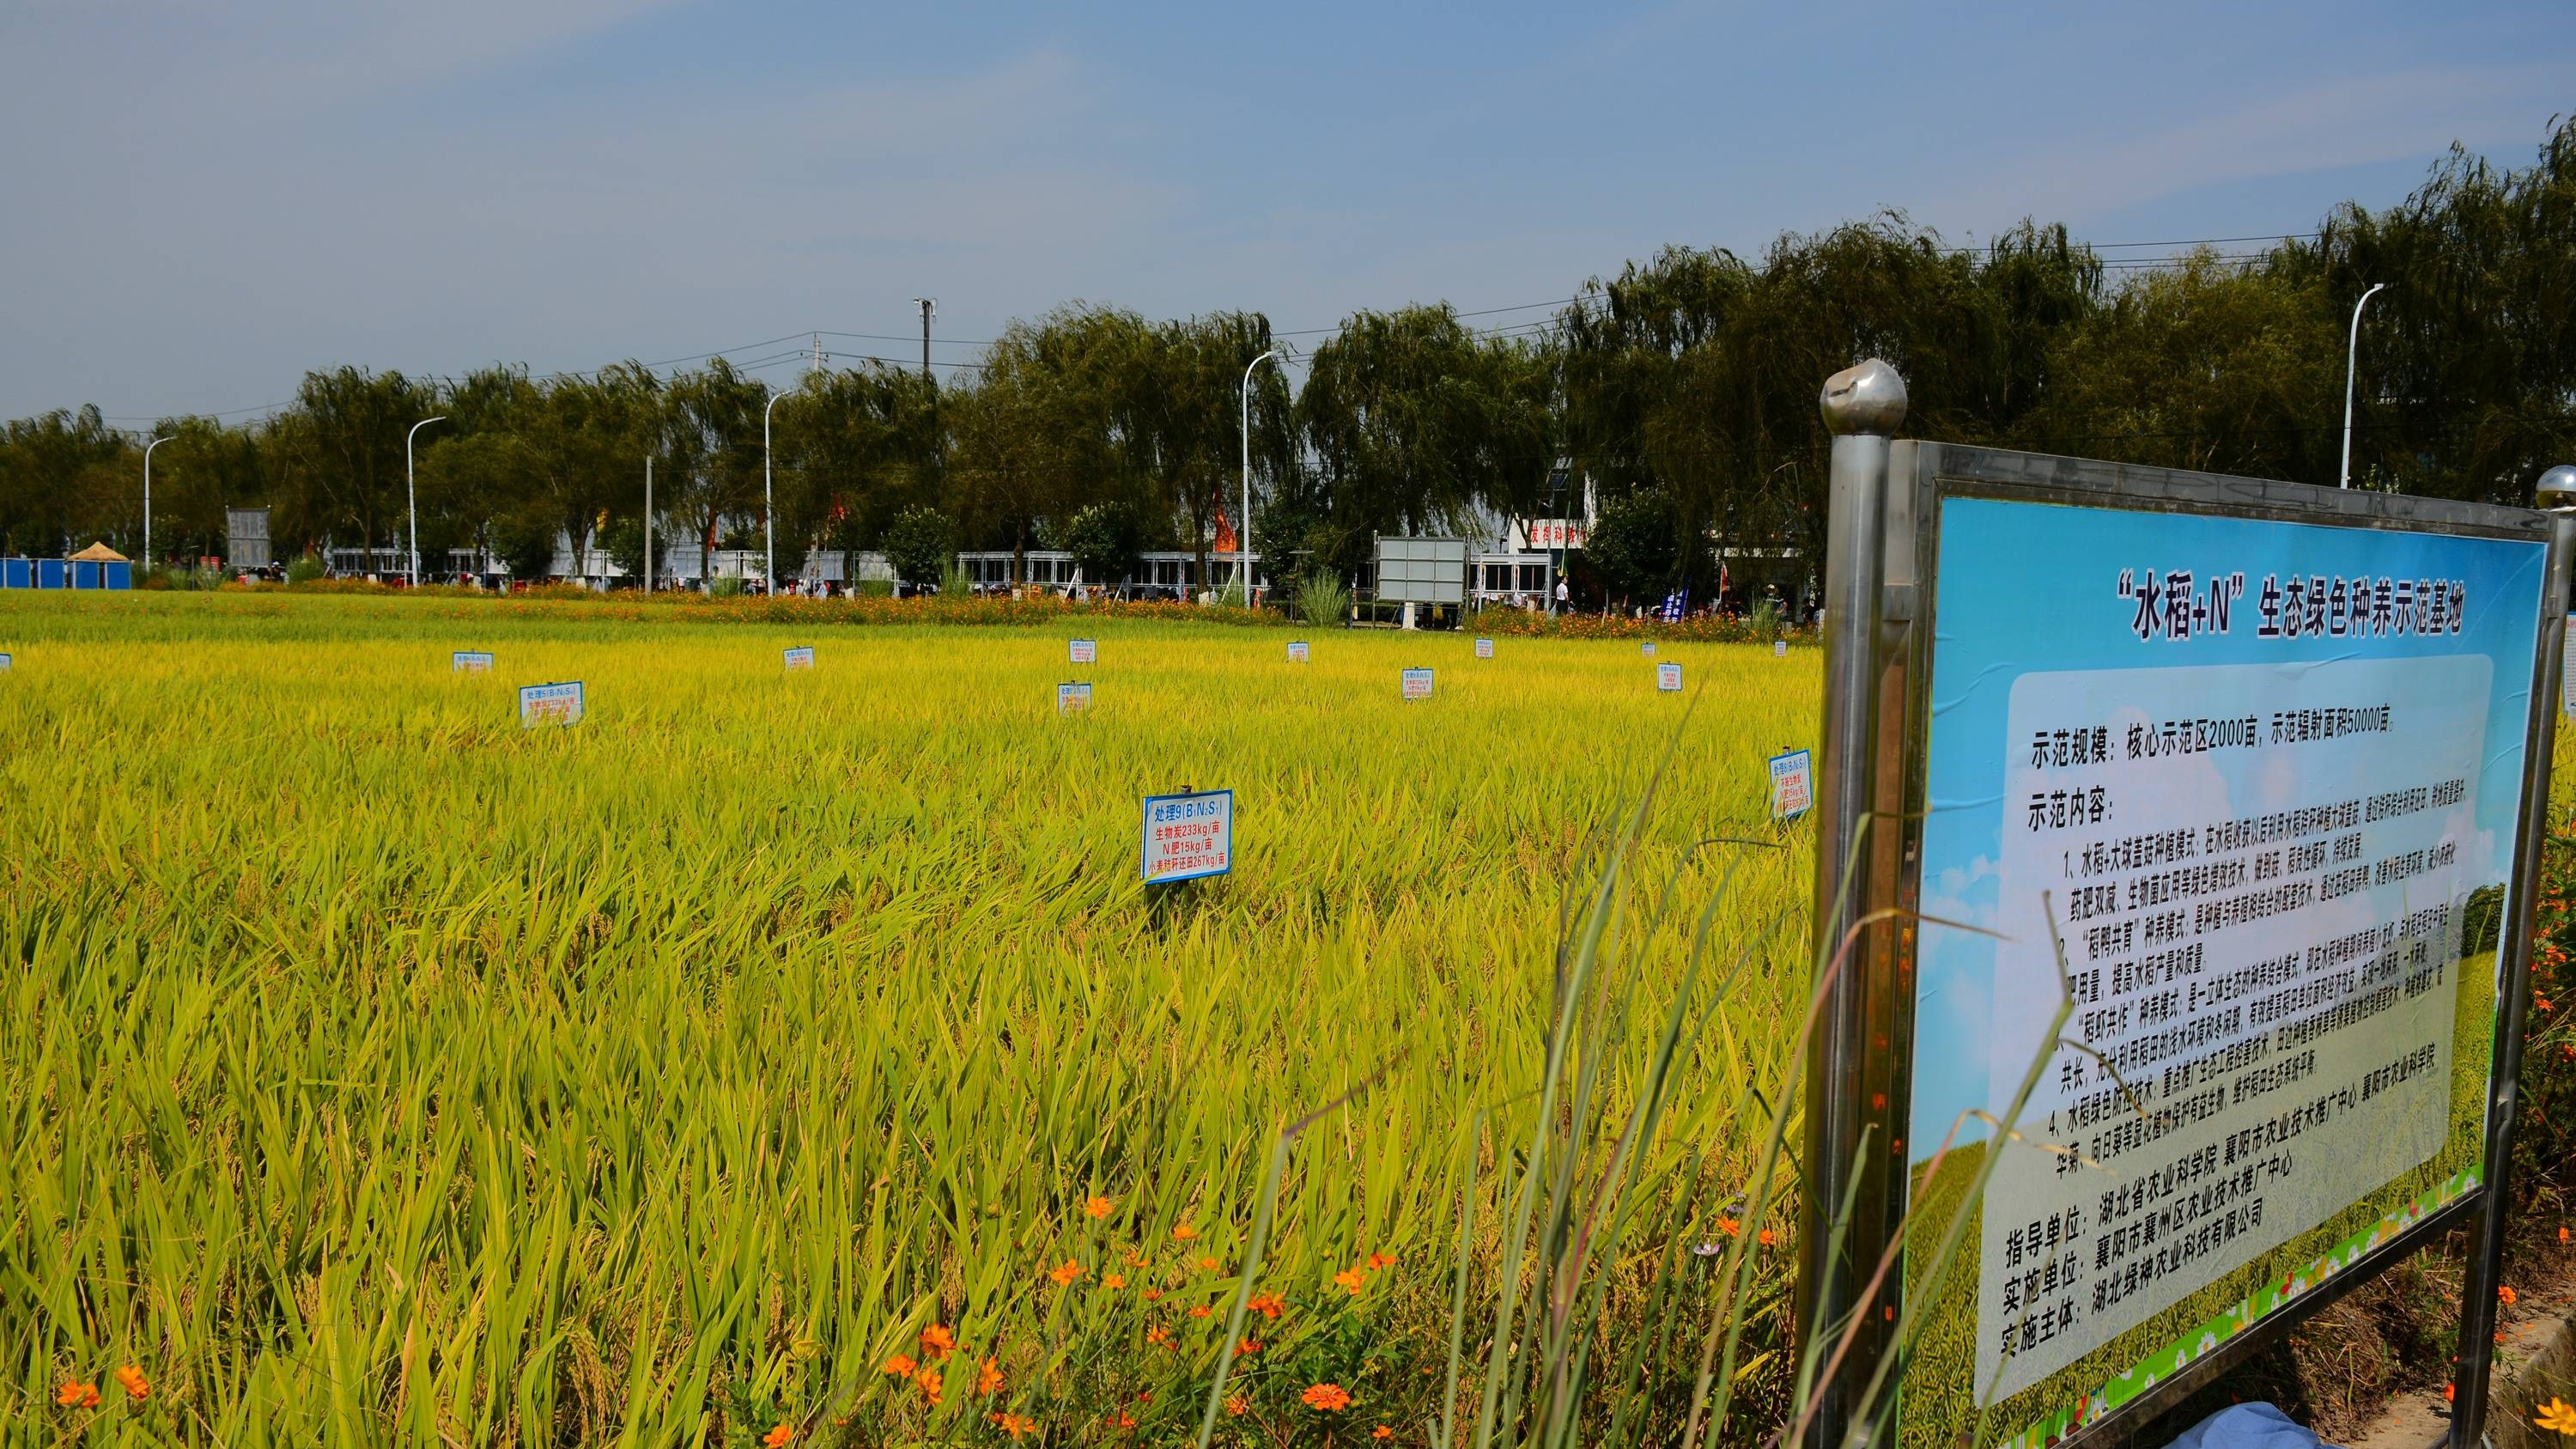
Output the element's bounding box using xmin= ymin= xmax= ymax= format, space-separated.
xmin=2340 ymin=283 xmax=2389 ymax=489
xmin=1240 ymin=350 xmax=1282 ymax=607
xmin=643 ymin=455 xmax=653 ymax=594
xmin=142 ymin=435 xmax=172 ymax=572
xmin=406 ymin=416 xmax=447 ymax=586
xmin=763 ymin=388 xmax=792 ymax=593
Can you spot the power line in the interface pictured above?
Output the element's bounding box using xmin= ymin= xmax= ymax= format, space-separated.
xmin=76 ymin=225 xmax=2334 ymax=420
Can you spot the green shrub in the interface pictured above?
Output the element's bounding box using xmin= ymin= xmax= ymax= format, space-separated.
xmin=1294 ymin=570 xmax=1349 ymax=629
xmin=284 ymin=552 xmax=325 ymax=585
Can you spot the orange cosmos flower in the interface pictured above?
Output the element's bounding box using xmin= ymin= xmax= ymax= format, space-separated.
xmin=1084 ymin=1196 xmax=1114 ymax=1220
xmin=882 ymin=1353 xmax=916 ymax=1377
xmin=1237 ymin=1337 xmax=1263 ymax=1355
xmin=919 ymin=1323 xmax=957 ymax=1359
xmin=1302 ymin=1383 xmax=1353 ymax=1412
xmin=1375 ymin=1427 xmax=1395 ymax=1440
xmin=56 ymin=1381 xmax=101 ymax=1409
xmin=1188 ymin=1306 xmax=1212 ymax=1319
xmin=2500 ymin=1284 xmax=2519 ymax=1306
xmin=1172 ymin=1223 xmax=1200 ymax=1241
xmin=1143 ymin=1288 xmax=1163 ymax=1301
xmin=1103 ymin=1273 xmax=1127 ymax=1290
xmin=1225 ymin=1395 xmax=1249 ymax=1417
xmin=1365 ymin=1252 xmax=1395 ymax=1269
xmin=1716 ymin=1217 xmax=1741 ymax=1238
xmin=1334 ymin=1269 xmax=1368 ymax=1294
xmin=915 ymin=1367 xmax=944 ymax=1407
xmin=1758 ymin=1228 xmax=1778 ymax=1248
xmin=1111 ymin=1411 xmax=1137 ymax=1428
xmin=1247 ymin=1292 xmax=1285 ymax=1319
xmin=993 ymin=1411 xmax=1037 ymax=1438
xmin=113 ymin=1366 xmax=149 ymax=1403
xmin=977 ymin=1356 xmax=1005 ymax=1395
xmin=1048 ymin=1260 xmax=1084 ymax=1287
xmin=1146 ymin=1325 xmax=1175 ymax=1348
xmin=2561 ymin=1226 xmax=2571 ymax=1245
xmin=763 ymin=1422 xmax=795 ymax=1447
xmin=1197 ymin=1256 xmax=1219 ymax=1271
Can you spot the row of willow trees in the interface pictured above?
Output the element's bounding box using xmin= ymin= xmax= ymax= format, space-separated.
xmin=3 ymin=119 xmax=2570 ymax=602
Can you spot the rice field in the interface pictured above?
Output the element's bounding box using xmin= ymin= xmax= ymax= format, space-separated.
xmin=0 ymin=591 xmax=1819 ymax=1446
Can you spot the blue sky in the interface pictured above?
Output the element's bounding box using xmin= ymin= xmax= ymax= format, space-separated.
xmin=1 ymin=0 xmax=2567 ymax=422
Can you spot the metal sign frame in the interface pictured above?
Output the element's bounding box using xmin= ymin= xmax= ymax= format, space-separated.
xmin=1796 ymin=380 xmax=2570 ymax=1449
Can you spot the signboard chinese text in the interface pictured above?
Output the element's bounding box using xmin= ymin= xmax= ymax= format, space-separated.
xmin=1140 ymin=790 xmax=1232 ymax=884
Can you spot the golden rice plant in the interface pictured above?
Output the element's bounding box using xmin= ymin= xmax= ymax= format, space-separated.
xmin=1 ymin=590 xmax=1826 ymax=1446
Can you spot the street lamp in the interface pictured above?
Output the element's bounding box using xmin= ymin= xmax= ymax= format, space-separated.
xmin=1240 ymin=350 xmax=1282 ymax=607
xmin=763 ymin=387 xmax=793 ymax=594
xmin=2340 ymin=283 xmax=2389 ymax=489
xmin=142 ymin=435 xmax=172 ymax=572
xmin=406 ymin=416 xmax=447 ymax=586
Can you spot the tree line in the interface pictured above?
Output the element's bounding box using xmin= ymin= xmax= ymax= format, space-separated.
xmin=2 ymin=118 xmax=2567 ymax=606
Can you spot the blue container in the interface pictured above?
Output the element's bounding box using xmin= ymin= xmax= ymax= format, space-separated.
xmin=36 ymin=559 xmax=66 ymax=589
xmin=71 ymin=561 xmax=101 ymax=589
xmin=102 ymin=561 xmax=131 ymax=589
xmin=1 ymin=558 xmax=27 ymax=589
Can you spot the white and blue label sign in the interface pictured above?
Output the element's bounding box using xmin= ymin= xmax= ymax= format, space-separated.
xmin=1767 ymin=747 xmax=1812 ymax=819
xmin=1400 ymin=667 xmax=1434 ymax=700
xmin=1288 ymin=641 xmax=1309 ymax=663
xmin=784 ymin=645 xmax=815 ymax=671
xmin=1640 ymin=641 xmax=1656 ymax=656
xmin=1656 ymin=661 xmax=1682 ymax=691
xmin=519 ymin=680 xmax=585 ymax=728
xmin=1475 ymin=637 xmax=1494 ymax=659
xmin=453 ymin=650 xmax=493 ymax=673
xmin=0 ymin=652 xmax=12 ymax=672
xmin=1058 ymin=681 xmax=1092 ymax=714
xmin=1140 ymin=789 xmax=1233 ymax=883
xmin=1902 ymin=496 xmax=2546 ymax=1416
xmin=1774 ymin=639 xmax=1789 ymax=658
xmin=1069 ymin=638 xmax=1097 ymax=664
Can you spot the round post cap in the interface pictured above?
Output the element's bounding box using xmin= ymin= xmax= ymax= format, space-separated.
xmin=1820 ymin=359 xmax=1908 ymax=436
xmin=2538 ymin=464 xmax=2576 ymax=509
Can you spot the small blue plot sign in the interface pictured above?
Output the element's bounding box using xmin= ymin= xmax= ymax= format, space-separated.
xmin=783 ymin=645 xmax=815 ymax=672
xmin=1069 ymin=638 xmax=1097 ymax=664
xmin=1474 ymin=637 xmax=1493 ymax=659
xmin=453 ymin=650 xmax=494 ymax=673
xmin=1774 ymin=640 xmax=1788 ymax=659
xmin=1287 ymin=640 xmax=1309 ymax=663
xmin=1768 ymin=747 xmax=1813 ymax=819
xmin=1400 ymin=667 xmax=1434 ymax=701
xmin=1058 ymin=681 xmax=1092 ymax=715
xmin=1140 ymin=789 xmax=1232 ymax=884
xmin=519 ymin=680 xmax=584 ymax=729
xmin=1640 ymin=641 xmax=1656 ymax=656
xmin=1656 ymin=661 xmax=1682 ymax=691
xmin=0 ymin=652 xmax=12 ymax=672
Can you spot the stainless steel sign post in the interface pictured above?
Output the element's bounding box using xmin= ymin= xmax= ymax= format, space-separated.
xmin=1794 ymin=360 xmax=2570 ymax=1449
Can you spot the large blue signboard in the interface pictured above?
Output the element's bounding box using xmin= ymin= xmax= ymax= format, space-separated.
xmin=1899 ymin=496 xmax=2550 ymax=1447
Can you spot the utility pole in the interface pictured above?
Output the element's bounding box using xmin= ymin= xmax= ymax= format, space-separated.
xmin=643 ymin=455 xmax=653 ymax=594
xmin=913 ymin=298 xmax=937 ymax=378
xmin=812 ymin=333 xmax=825 ymax=375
